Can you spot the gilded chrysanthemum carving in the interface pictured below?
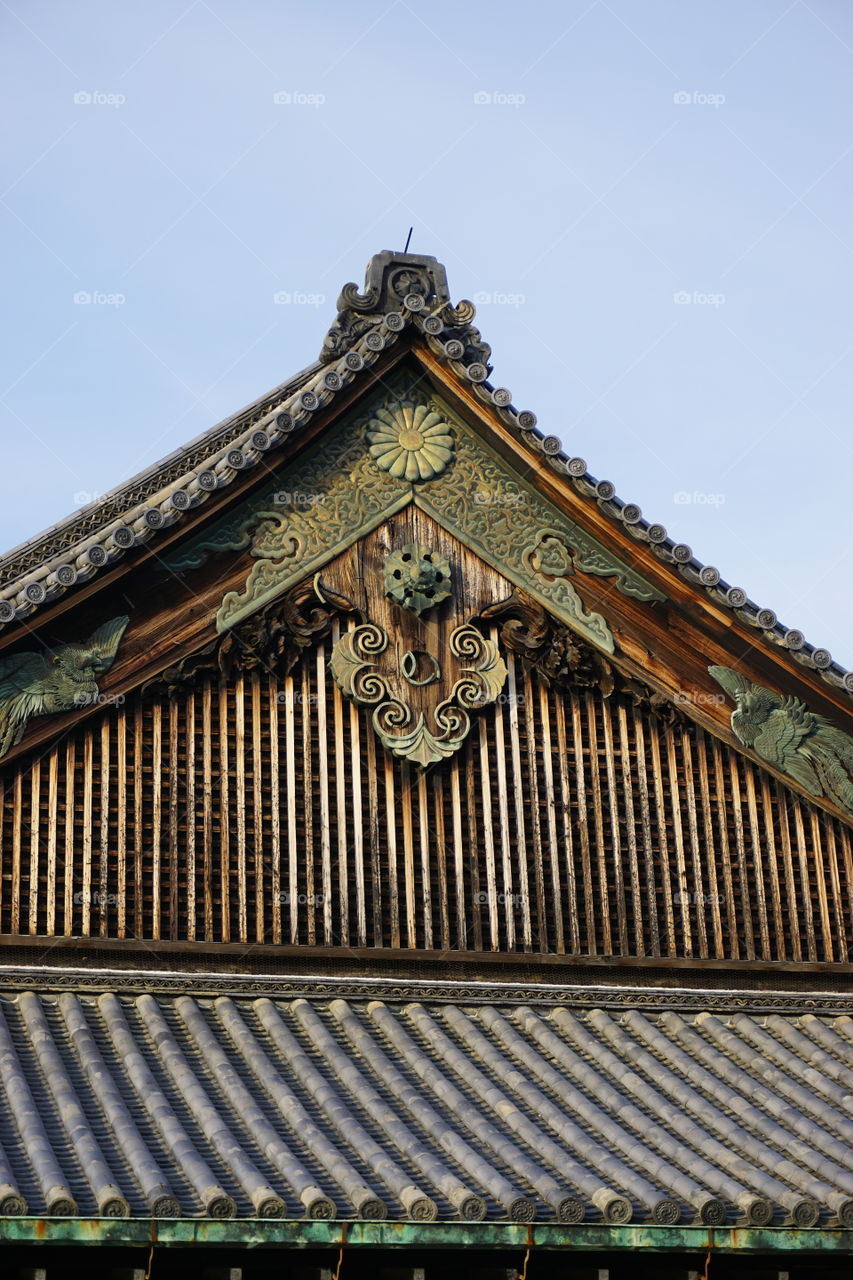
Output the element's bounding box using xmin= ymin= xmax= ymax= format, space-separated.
xmin=367 ymin=400 xmax=454 ymax=482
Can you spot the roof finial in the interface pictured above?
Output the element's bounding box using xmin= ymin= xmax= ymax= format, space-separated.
xmin=403 ymin=226 xmax=413 ymax=254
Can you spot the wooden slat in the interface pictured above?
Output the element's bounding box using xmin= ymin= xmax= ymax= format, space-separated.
xmin=694 ymin=730 xmax=724 ymax=957
xmin=600 ymin=697 xmax=628 ymax=955
xmin=168 ymin=700 xmax=179 ymax=942
xmin=571 ymin=694 xmax=595 ymax=955
xmin=284 ymin=671 xmax=299 ymax=945
xmin=185 ymin=691 xmax=196 ymax=942
xmin=81 ymin=730 xmax=93 ymax=936
xmin=315 ymin=644 xmax=333 ymax=945
xmin=11 ymin=771 xmax=22 ymax=935
xmin=774 ymin=777 xmax=801 ymax=962
xmin=631 ymin=709 xmax=659 ymax=956
xmin=234 ymin=676 xmax=247 ymax=943
xmin=664 ymin=730 xmax=691 ymax=956
xmin=149 ymin=707 xmax=162 ymax=939
xmin=251 ymin=672 xmax=264 ymax=944
xmin=432 ymin=772 xmax=450 ymax=951
xmin=401 ymin=762 xmax=418 ymax=949
xmin=201 ymin=681 xmax=213 ymax=940
xmin=492 ymin=678 xmax=515 ymax=952
xmin=554 ymin=692 xmax=580 ymax=955
xmin=46 ymin=750 xmax=58 ymax=936
xmin=116 ymin=708 xmax=127 ymax=938
xmin=217 ymin=684 xmax=230 ymax=942
xmin=742 ymin=762 xmax=770 ymax=959
xmin=506 ymin=656 xmax=532 ymax=950
xmin=268 ymin=681 xmax=281 ymax=945
xmin=27 ymin=761 xmax=40 ymax=935
xmin=616 ymin=704 xmax=643 ymax=956
xmin=331 ymin=622 xmax=350 ymax=947
xmin=538 ymin=681 xmax=563 ymax=954
xmin=99 ymin=719 xmax=111 ymax=938
xmin=477 ymin=717 xmax=498 ymax=950
xmin=417 ymin=770 xmax=433 ymax=951
xmin=680 ymin=729 xmax=707 ymax=958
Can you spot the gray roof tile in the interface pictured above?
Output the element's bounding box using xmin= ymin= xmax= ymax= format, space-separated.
xmin=0 ymin=988 xmax=852 ymax=1227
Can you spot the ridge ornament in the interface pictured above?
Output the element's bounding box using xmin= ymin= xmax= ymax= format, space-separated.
xmin=709 ymin=664 xmax=853 ymax=815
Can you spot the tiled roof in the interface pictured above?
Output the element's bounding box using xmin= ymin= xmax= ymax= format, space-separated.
xmin=1 ymin=986 xmax=853 ymax=1228
xmin=0 ymin=251 xmax=849 ymax=700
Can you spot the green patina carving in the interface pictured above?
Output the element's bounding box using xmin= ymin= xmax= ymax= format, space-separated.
xmin=415 ymin=416 xmax=664 ymax=658
xmin=709 ymin=665 xmax=853 ymax=815
xmin=384 ymin=544 xmax=452 ymax=615
xmin=329 ymin=621 xmax=507 ymax=767
xmin=0 ymin=615 xmax=129 ymax=759
xmin=166 ymin=374 xmax=660 ymax=649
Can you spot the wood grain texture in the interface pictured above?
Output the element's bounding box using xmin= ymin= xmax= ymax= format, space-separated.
xmin=0 ymin=515 xmax=849 ymax=964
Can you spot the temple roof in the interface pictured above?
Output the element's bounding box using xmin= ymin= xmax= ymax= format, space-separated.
xmin=0 ymin=251 xmax=849 ymax=701
xmin=1 ymin=973 xmax=853 ymax=1229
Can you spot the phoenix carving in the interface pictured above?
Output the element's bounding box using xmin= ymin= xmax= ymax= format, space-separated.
xmin=709 ymin=665 xmax=853 ymax=815
xmin=0 ymin=615 xmax=129 ymax=759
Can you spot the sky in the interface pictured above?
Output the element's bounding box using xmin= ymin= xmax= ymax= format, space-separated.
xmin=1 ymin=0 xmax=851 ymax=666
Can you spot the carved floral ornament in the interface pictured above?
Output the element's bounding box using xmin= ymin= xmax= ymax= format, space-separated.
xmin=330 ymin=621 xmax=507 ymax=768
xmin=325 ymin=540 xmax=508 ymax=767
xmin=367 ymin=400 xmax=454 ymax=481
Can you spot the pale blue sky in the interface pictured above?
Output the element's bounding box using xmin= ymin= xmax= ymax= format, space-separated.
xmin=1 ymin=1 xmax=851 ymax=664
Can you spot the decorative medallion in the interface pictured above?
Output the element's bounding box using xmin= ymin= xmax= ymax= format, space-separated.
xmin=330 ymin=621 xmax=507 ymax=767
xmin=384 ymin=543 xmax=451 ymax=615
xmin=0 ymin=615 xmax=129 ymax=758
xmin=709 ymin=665 xmax=853 ymax=815
xmin=367 ymin=400 xmax=454 ymax=482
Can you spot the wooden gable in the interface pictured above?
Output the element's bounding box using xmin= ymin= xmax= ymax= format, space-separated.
xmin=0 ymin=251 xmax=850 ymax=968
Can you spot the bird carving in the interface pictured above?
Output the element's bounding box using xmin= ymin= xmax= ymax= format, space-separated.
xmin=709 ymin=664 xmax=853 ymax=815
xmin=0 ymin=615 xmax=129 ymax=759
